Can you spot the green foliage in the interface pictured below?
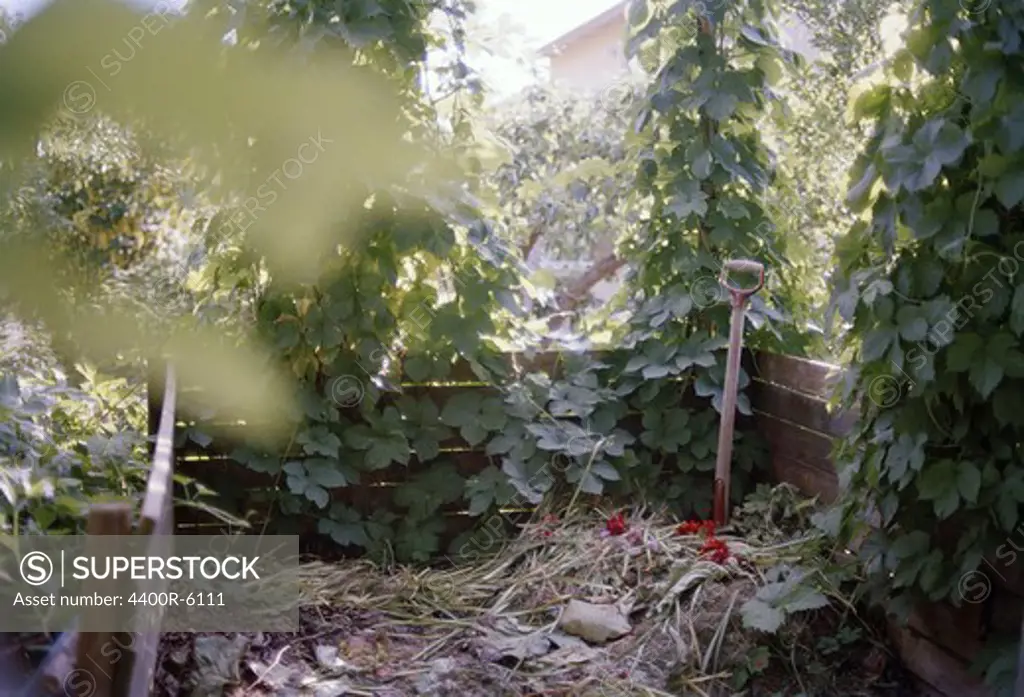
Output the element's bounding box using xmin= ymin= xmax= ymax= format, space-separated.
xmin=0 ymin=0 xmax=783 ymax=568
xmin=0 ymin=362 xmax=149 ymax=534
xmin=0 ymin=0 xmax=481 ymax=427
xmin=731 ymin=644 xmax=771 ymax=689
xmin=831 ymin=1 xmax=1024 ymax=692
xmin=740 ymin=565 xmax=831 ymax=633
xmin=480 ymin=81 xmax=643 ymax=323
xmin=183 ymin=0 xmax=792 ymax=560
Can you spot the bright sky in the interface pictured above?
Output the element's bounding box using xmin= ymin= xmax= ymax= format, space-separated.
xmin=0 ymin=0 xmax=863 ymax=97
xmin=0 ymin=0 xmax=620 ymax=41
xmin=479 ymin=0 xmax=623 ymax=47
xmin=0 ymin=0 xmax=616 ymax=91
xmin=0 ymin=0 xmax=187 ymax=20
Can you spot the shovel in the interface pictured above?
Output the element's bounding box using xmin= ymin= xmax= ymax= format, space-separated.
xmin=712 ymin=259 xmax=765 ymax=527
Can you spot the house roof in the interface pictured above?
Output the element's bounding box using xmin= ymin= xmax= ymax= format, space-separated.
xmin=537 ymin=1 xmax=629 ymax=57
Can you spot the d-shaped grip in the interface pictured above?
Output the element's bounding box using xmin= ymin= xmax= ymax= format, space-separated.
xmin=719 ymin=259 xmax=765 ymax=296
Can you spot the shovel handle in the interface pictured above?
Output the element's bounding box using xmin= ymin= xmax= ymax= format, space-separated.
xmin=720 ymin=259 xmax=765 ymax=296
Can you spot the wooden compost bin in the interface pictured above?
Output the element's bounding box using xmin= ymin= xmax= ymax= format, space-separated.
xmin=162 ymin=349 xmax=1016 ymax=696
xmin=746 ymin=352 xmax=1018 ymax=697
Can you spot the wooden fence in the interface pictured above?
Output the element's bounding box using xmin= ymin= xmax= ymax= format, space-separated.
xmin=5 ymin=366 xmax=178 ymax=697
xmin=167 ymin=350 xmax=775 ymax=549
xmin=164 ymin=348 xmax=853 ymax=554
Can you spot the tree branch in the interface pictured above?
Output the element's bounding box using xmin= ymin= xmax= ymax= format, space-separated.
xmin=519 ymin=223 xmax=545 ymax=259
xmin=555 ymin=253 xmax=626 ymax=312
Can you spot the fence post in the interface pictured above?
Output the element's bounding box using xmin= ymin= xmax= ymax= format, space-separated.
xmin=72 ymin=504 xmax=132 ymax=697
xmin=1016 ymin=615 xmax=1024 ymax=697
xmin=122 ymin=365 xmax=177 ymax=697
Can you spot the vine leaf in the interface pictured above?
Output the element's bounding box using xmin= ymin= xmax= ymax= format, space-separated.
xmin=640 ymin=408 xmax=692 ymax=453
xmin=915 ymin=459 xmax=960 ymax=518
xmin=694 ymin=368 xmax=752 ymax=416
xmin=890 ymin=531 xmax=929 ymax=561
xmin=741 ymin=566 xmax=829 ymax=633
xmin=675 ymin=337 xmax=720 ymax=371
xmin=740 ymin=600 xmax=785 ymax=633
xmin=305 ymin=458 xmax=357 ymax=488
xmin=956 ymin=462 xmax=981 ymax=504
xmin=667 ymin=180 xmax=708 ymax=219
xmin=318 ymin=505 xmax=368 ymax=547
xmin=590 ymin=461 xmax=621 ymax=481
xmin=441 ymin=391 xmax=498 ymax=446
xmin=230 ymin=447 xmax=281 ymax=474
xmin=945 ymin=332 xmax=981 ymax=372
xmin=397 ymin=395 xmax=450 ymax=461
xmin=345 ymin=408 xmax=411 ymax=469
xmin=395 ymin=517 xmax=445 ymax=562
xmin=394 ymin=462 xmax=464 ymax=519
xmin=283 ymin=461 xmax=330 ymax=509
xmin=895 ymin=305 xmax=928 ymax=341
xmin=402 ymin=354 xmax=433 ymax=383
xmin=465 ymin=465 xmax=516 ymax=516
xmin=1010 ymin=286 xmax=1024 ymax=336
xmin=566 ymin=464 xmax=603 ymax=495
xmin=501 ymin=456 xmax=549 ymax=504
xmin=995 ymin=166 xmax=1024 ymax=208
xmin=298 ymin=426 xmax=342 ymax=458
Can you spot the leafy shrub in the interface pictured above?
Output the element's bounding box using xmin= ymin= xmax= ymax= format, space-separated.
xmin=0 ymin=362 xmax=149 ymax=534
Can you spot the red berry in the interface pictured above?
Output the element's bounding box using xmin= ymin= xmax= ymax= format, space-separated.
xmin=606 ymin=512 xmax=627 ymax=536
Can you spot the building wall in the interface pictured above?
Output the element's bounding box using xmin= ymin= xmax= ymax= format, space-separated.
xmin=546 ymin=11 xmax=819 ymax=91
xmin=547 ymin=16 xmax=630 ymax=90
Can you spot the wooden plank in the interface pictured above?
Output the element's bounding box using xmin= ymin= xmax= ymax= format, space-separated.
xmin=175 ymin=430 xmax=487 ymax=458
xmin=122 ymin=365 xmax=177 ymax=697
xmin=907 ymin=601 xmax=985 ymax=662
xmin=1016 ymin=610 xmax=1024 ymax=697
xmin=176 ymin=449 xmax=497 ymax=490
xmin=749 ymin=351 xmax=843 ymax=399
xmin=173 ymin=506 xmax=507 ymax=549
xmin=754 ymin=413 xmax=836 ymax=462
xmin=749 ymin=381 xmax=853 ymax=437
xmin=176 ymin=382 xmax=503 ymax=427
xmin=439 ymin=351 xmax=624 ymax=382
xmin=192 ymin=483 xmax=485 ymax=518
xmin=771 ymin=457 xmax=838 ymax=502
xmin=916 ymin=681 xmax=959 ymax=697
xmin=987 ymin=584 xmax=1024 ymax=638
xmin=980 ymin=553 xmax=1024 ymax=600
xmin=887 ymin=622 xmax=990 ymax=697
xmin=76 ymin=504 xmax=133 ymax=697
xmin=753 ymin=407 xmax=838 ymax=501
xmin=169 ymin=350 xmax=801 ymax=397
xmin=139 ymin=365 xmax=176 ymax=537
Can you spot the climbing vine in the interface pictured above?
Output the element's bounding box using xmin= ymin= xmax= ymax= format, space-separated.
xmin=831 ymin=0 xmax=1024 ymax=690
xmin=602 ymin=0 xmax=799 ymax=512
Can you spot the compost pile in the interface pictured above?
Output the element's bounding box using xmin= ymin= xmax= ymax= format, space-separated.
xmin=154 ymin=486 xmax=919 ymax=697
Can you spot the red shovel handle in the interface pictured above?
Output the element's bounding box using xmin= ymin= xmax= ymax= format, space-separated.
xmin=719 ymin=259 xmax=765 ymax=297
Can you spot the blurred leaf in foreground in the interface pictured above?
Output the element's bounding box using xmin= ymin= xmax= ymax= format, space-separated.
xmin=0 ymin=0 xmax=436 ymax=431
